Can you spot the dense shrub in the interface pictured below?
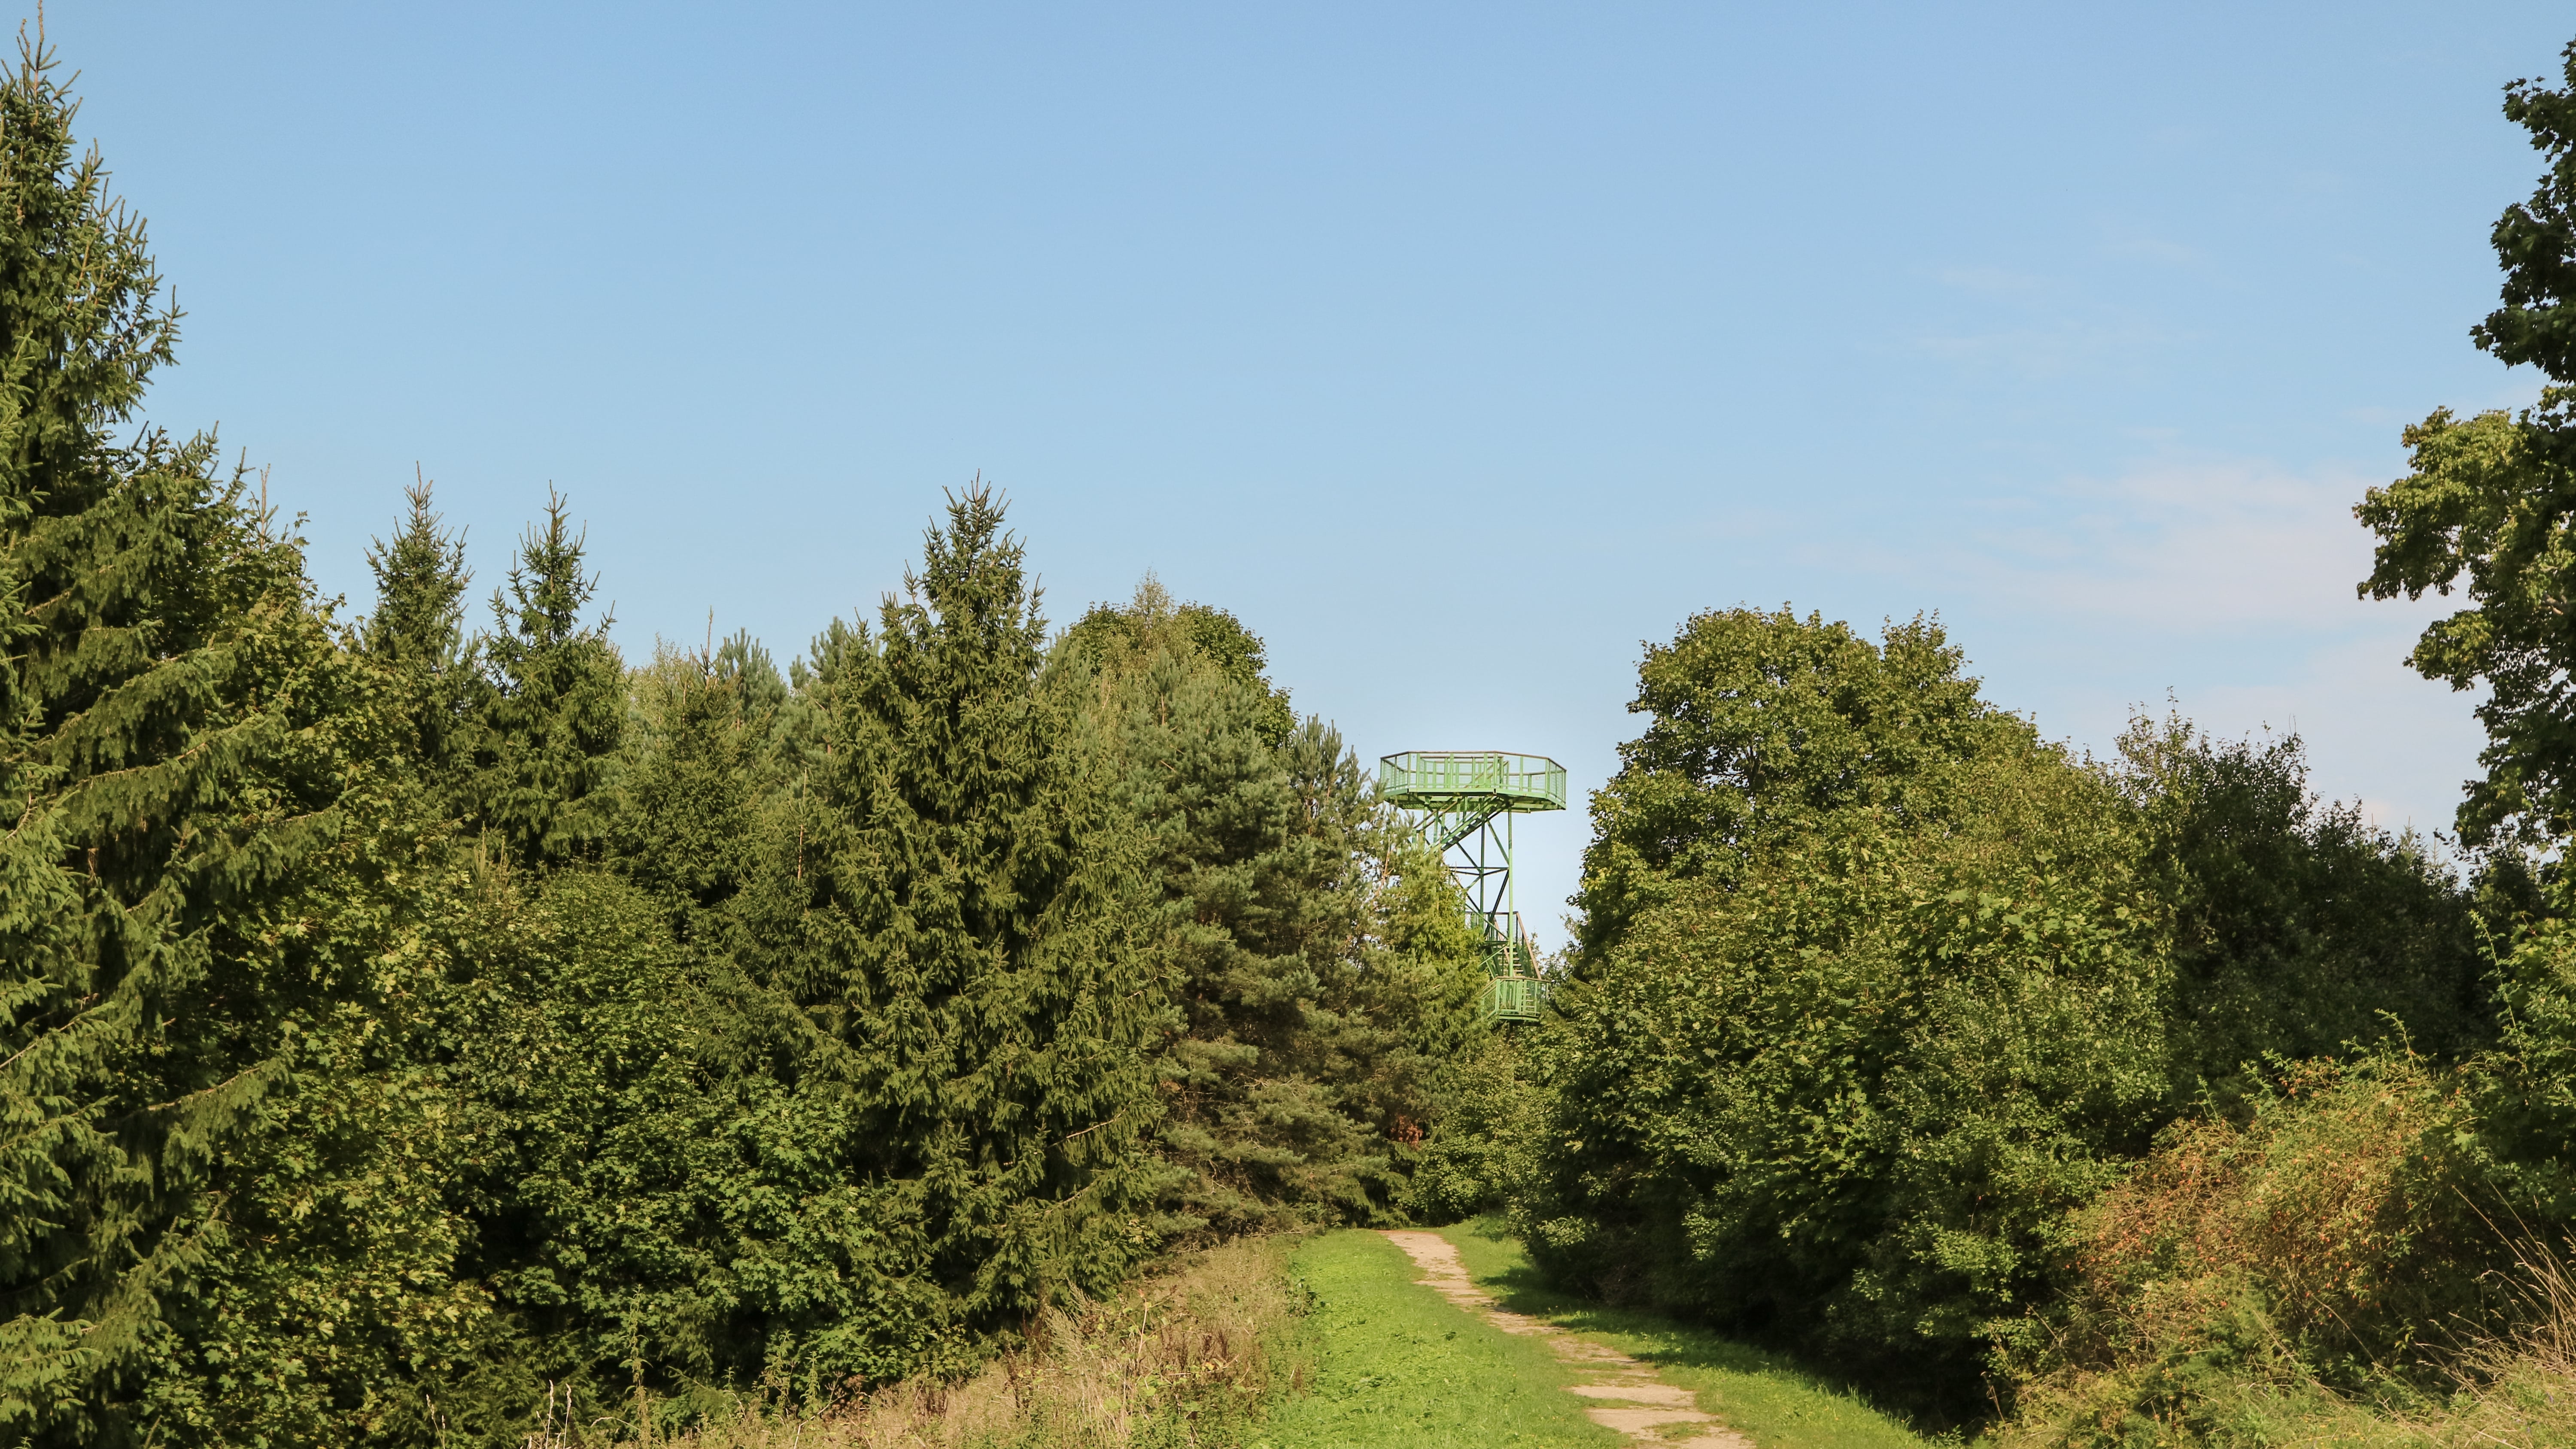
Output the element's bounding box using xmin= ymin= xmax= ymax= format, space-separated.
xmin=2124 ymin=720 xmax=2494 ymax=1093
xmin=2471 ymin=867 xmax=2576 ymax=1222
xmin=1521 ymin=609 xmax=2494 ymax=1421
xmin=1998 ymin=1054 xmax=2501 ymax=1446
xmin=1526 ymin=724 xmax=2169 ymax=1417
xmin=1405 ymin=1035 xmax=1540 ymax=1225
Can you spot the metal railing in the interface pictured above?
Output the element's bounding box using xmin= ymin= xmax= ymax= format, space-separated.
xmin=1378 ymin=750 xmax=1567 ymax=812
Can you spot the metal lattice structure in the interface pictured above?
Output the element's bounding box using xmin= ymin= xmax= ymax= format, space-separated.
xmin=1379 ymin=751 xmax=1567 ymax=1023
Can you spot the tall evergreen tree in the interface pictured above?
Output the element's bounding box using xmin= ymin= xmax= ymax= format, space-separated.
xmin=463 ymin=490 xmax=623 ymax=870
xmin=0 ymin=36 xmax=286 ymax=1437
xmin=361 ymin=472 xmax=474 ymax=778
xmin=0 ymin=37 xmax=492 ymax=1444
xmin=730 ymin=487 xmax=1162 ymax=1384
xmin=1073 ymin=579 xmax=1483 ymax=1233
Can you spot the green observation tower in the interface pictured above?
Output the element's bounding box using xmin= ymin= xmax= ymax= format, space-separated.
xmin=1379 ymin=751 xmax=1567 ymax=1023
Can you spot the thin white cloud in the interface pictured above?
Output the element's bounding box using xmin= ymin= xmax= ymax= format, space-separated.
xmin=1947 ymin=457 xmax=2433 ymax=632
xmin=1908 ymin=320 xmax=2187 ymax=379
xmin=1933 ymin=264 xmax=2050 ymax=294
xmin=2104 ymin=234 xmax=2203 ymax=266
xmin=1913 ymin=456 xmax=2487 ymax=847
xmin=2179 ymin=630 xmax=2485 ymax=849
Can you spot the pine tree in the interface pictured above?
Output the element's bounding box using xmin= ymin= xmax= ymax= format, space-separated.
xmin=1077 ymin=579 xmax=1483 ymax=1232
xmin=0 ymin=35 xmax=278 ymax=1436
xmin=0 ymin=42 xmax=513 ymax=1443
xmin=361 ymin=471 xmax=474 ymax=777
xmin=1064 ymin=575 xmax=1294 ymax=746
xmin=733 ymin=486 xmax=1160 ymax=1385
xmin=464 ymin=489 xmax=624 ymax=870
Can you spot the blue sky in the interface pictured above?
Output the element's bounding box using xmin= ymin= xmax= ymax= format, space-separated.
xmin=47 ymin=3 xmax=2576 ymax=943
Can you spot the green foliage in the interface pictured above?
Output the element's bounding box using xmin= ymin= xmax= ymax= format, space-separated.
xmin=2474 ymin=39 xmax=2576 ymax=382
xmin=0 ymin=103 xmax=1415 ymax=1430
xmin=1518 ymin=606 xmax=2491 ymax=1422
xmin=613 ymin=633 xmax=790 ymax=937
xmin=361 ymin=473 xmax=476 ymax=773
xmin=1403 ymin=1037 xmax=1538 ymax=1225
xmin=440 ymin=866 xmax=772 ymax=1428
xmin=1573 ymin=606 xmax=2014 ymax=961
xmin=2123 ymin=715 xmax=2494 ymax=1091
xmin=2354 ymin=408 xmax=2576 ymax=848
xmin=1075 ymin=579 xmax=1485 ymax=1234
xmin=1527 ymin=724 xmax=2169 ymax=1418
xmin=133 ymin=820 xmax=498 ymax=1448
xmin=462 ymin=489 xmax=626 ymax=870
xmin=0 ymin=34 xmax=497 ymax=1443
xmin=1065 ymin=576 xmax=1295 ymax=748
xmin=2355 ymin=42 xmax=2576 ymax=849
xmin=2467 ymin=864 xmax=2576 ymax=1220
xmin=722 ymin=487 xmax=1166 ymax=1385
xmin=395 ymin=498 xmax=1211 ymax=1433
xmin=57 ymin=12 xmax=2561 ymax=1440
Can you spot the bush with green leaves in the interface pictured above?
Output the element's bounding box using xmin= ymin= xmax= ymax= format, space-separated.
xmin=1997 ymin=1052 xmax=2500 ymax=1447
xmin=1522 ymin=608 xmax=2491 ymax=1421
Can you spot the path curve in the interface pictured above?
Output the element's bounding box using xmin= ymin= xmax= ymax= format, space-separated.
xmin=1377 ymin=1231 xmax=1752 ymax=1449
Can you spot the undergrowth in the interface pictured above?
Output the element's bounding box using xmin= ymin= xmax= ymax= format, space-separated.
xmin=547 ymin=1235 xmax=1306 ymax=1449
xmin=1991 ymin=1052 xmax=2564 ymax=1447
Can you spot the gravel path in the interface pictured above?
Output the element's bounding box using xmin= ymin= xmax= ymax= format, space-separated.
xmin=1378 ymin=1231 xmax=1753 ymax=1449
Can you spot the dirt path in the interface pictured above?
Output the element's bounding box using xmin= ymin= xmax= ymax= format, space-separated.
xmin=1377 ymin=1230 xmax=1752 ymax=1449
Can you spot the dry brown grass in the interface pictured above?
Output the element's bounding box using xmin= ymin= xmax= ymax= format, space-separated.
xmin=2072 ymin=1057 xmax=2476 ymax=1359
xmin=517 ymin=1235 xmax=1307 ymax=1449
xmin=1990 ymin=1055 xmax=2576 ymax=1448
xmin=1990 ymin=1236 xmax=2576 ymax=1449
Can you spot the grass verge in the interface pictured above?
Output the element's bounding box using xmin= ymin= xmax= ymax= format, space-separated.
xmin=1249 ymin=1228 xmax=1623 ymax=1449
xmin=1435 ymin=1216 xmax=1937 ymax=1449
xmin=644 ymin=1234 xmax=1295 ymax=1448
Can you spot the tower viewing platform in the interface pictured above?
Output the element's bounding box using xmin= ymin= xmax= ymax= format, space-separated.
xmin=1378 ymin=751 xmax=1567 ymax=814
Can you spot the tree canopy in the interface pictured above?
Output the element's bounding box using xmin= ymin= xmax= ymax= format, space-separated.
xmin=2358 ymin=40 xmax=2576 ymax=848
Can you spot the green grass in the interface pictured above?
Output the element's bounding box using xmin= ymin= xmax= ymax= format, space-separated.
xmin=1435 ymin=1217 xmax=1939 ymax=1449
xmin=1250 ymin=1229 xmax=1624 ymax=1449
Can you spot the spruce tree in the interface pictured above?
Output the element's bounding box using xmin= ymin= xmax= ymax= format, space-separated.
xmin=1077 ymin=580 xmax=1482 ymax=1231
xmin=0 ymin=37 xmax=498 ymax=1443
xmin=0 ymin=37 xmax=283 ymax=1437
xmin=363 ymin=474 xmax=470 ymax=670
xmin=463 ymin=490 xmax=624 ymax=870
xmin=360 ymin=472 xmax=474 ymax=776
xmin=735 ymin=486 xmax=1160 ymax=1383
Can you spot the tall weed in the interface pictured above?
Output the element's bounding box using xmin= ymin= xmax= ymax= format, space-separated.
xmin=1998 ymin=1053 xmax=2505 ymax=1446
xmin=589 ymin=1236 xmax=1306 ymax=1449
